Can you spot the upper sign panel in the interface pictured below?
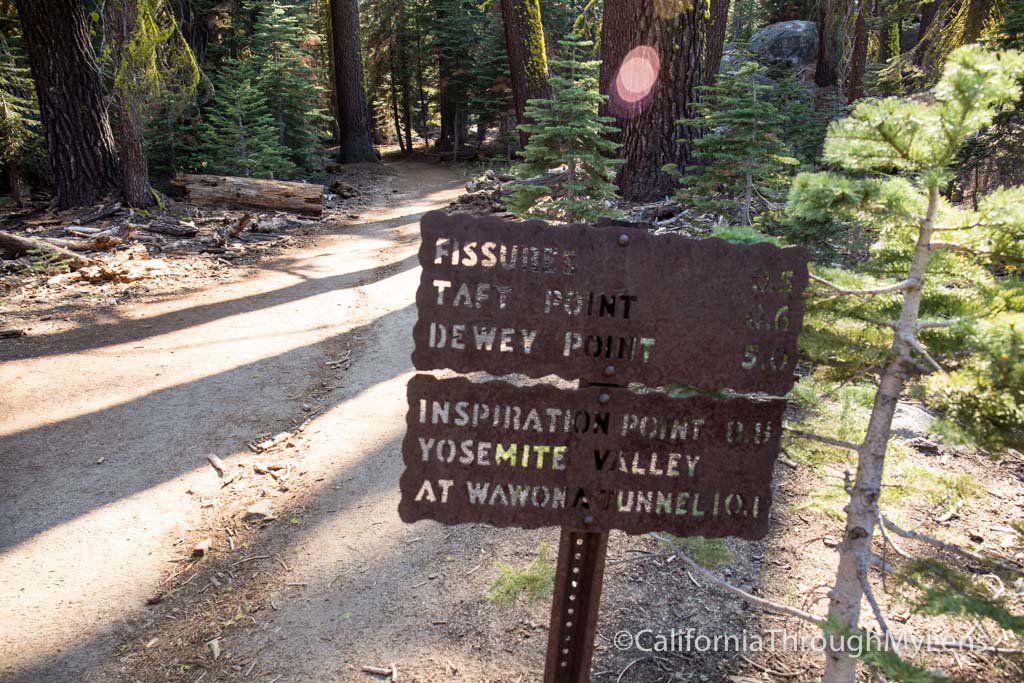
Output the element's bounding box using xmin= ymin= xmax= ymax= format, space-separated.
xmin=412 ymin=211 xmax=810 ymax=395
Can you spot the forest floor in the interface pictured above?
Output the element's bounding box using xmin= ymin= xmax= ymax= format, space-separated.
xmin=1 ymin=157 xmax=1022 ymax=683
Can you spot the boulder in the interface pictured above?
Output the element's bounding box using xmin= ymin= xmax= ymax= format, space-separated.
xmin=748 ymin=20 xmax=818 ymax=64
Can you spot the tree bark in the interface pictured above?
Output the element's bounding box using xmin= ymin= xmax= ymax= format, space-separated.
xmin=914 ymin=0 xmax=940 ymax=66
xmin=845 ymin=1 xmax=868 ymax=103
xmin=15 ymin=0 xmax=121 ymax=208
xmin=499 ymin=0 xmax=551 ymax=147
xmin=599 ymin=0 xmax=720 ymax=201
xmin=705 ymin=0 xmax=730 ymax=83
xmin=821 ymin=185 xmax=938 ymax=683
xmin=108 ymin=0 xmax=157 ymax=208
xmin=170 ymin=173 xmax=324 ymax=215
xmin=434 ymin=1 xmax=461 ymax=156
xmin=324 ymin=2 xmax=342 ymax=144
xmin=330 ymin=0 xmax=377 ymax=162
xmin=815 ymin=0 xmax=841 ymax=87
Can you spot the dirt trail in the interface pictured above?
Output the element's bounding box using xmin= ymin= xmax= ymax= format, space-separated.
xmin=0 ymin=160 xmax=514 ymax=681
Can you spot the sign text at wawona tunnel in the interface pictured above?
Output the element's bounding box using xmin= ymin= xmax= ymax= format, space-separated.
xmin=400 ymin=211 xmax=810 ymax=540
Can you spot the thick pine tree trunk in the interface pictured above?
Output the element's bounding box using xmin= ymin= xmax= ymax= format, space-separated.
xmin=330 ymin=0 xmax=377 ymax=162
xmin=821 ymin=185 xmax=938 ymax=683
xmin=499 ymin=0 xmax=551 ymax=147
xmin=599 ymin=0 xmax=719 ymax=201
xmin=15 ymin=0 xmax=121 ymax=208
xmin=815 ymin=0 xmax=841 ymax=87
xmin=109 ymin=0 xmax=157 ymax=208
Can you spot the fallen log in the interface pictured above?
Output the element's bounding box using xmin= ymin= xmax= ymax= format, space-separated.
xmin=143 ymin=218 xmax=198 ymax=237
xmin=0 ymin=230 xmax=97 ymax=270
xmin=42 ymin=234 xmax=122 ymax=252
xmin=170 ymin=174 xmax=323 ymax=216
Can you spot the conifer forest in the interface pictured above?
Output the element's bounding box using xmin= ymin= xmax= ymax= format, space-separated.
xmin=2 ymin=1 xmax=1024 ymax=682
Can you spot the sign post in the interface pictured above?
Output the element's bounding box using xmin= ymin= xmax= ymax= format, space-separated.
xmin=400 ymin=211 xmax=810 ymax=681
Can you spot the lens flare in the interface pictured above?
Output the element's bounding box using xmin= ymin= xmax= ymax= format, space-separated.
xmin=610 ymin=46 xmax=660 ymax=116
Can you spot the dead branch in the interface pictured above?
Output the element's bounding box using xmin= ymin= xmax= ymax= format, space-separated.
xmin=916 ymin=319 xmax=963 ymax=329
xmin=808 ymin=273 xmax=915 ymax=297
xmin=858 ymin=560 xmax=891 ymax=637
xmin=876 ymin=513 xmax=916 ymax=561
xmin=929 ymin=241 xmax=974 ymax=254
xmin=899 ymin=333 xmax=943 ymax=373
xmin=879 ymin=515 xmax=1020 ymax=570
xmin=650 ymin=533 xmax=826 ymax=627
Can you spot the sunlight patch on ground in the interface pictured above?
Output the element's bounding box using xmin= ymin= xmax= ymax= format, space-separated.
xmin=0 ymin=255 xmax=419 ymax=438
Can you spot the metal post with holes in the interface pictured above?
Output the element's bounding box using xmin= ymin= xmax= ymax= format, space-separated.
xmin=542 ymin=376 xmax=621 ymax=683
xmin=538 ymin=216 xmax=637 ymax=682
xmin=543 ymin=527 xmax=609 ymax=683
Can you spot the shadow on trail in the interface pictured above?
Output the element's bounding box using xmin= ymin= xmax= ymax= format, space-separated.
xmin=3 ymin=426 xmax=412 ymax=682
xmin=0 ymin=224 xmax=424 ymax=364
xmin=0 ymin=304 xmax=412 ymax=555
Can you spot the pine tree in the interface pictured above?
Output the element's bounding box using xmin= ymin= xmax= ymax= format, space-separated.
xmin=467 ymin=5 xmax=513 ymax=148
xmin=786 ymin=45 xmax=1024 ymax=681
xmin=199 ymin=59 xmax=296 ymax=178
xmin=675 ymin=60 xmax=797 ymax=226
xmin=506 ymin=35 xmax=621 ymax=223
xmin=250 ymin=0 xmax=324 ymax=171
xmin=726 ymin=0 xmax=764 ymax=44
xmin=433 ymin=0 xmax=480 ymax=157
xmin=0 ymin=29 xmax=44 ymax=205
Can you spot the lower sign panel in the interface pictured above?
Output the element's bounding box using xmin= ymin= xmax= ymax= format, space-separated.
xmin=399 ymin=374 xmax=785 ymax=540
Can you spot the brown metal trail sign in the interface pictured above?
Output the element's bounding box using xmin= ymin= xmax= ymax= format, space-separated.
xmin=399 ymin=211 xmax=810 ymax=682
xmin=412 ymin=211 xmax=809 ymax=395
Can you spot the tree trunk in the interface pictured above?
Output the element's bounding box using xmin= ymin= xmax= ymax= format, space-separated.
xmin=15 ymin=0 xmax=121 ymax=209
xmin=397 ymin=1 xmax=413 ymax=152
xmin=391 ymin=55 xmax=406 ymax=153
xmin=599 ymin=0 xmax=719 ymax=201
xmin=845 ymin=2 xmax=868 ymax=103
xmin=166 ymin=111 xmax=177 ymax=175
xmin=435 ymin=1 xmax=458 ymax=155
xmin=500 ymin=0 xmax=551 ymax=147
xmin=914 ymin=0 xmax=940 ymax=66
xmin=330 ymin=0 xmax=377 ymax=162
xmin=815 ymin=0 xmax=841 ymax=87
xmin=108 ymin=0 xmax=157 ymax=208
xmin=821 ymin=185 xmax=938 ymax=683
xmin=437 ymin=79 xmax=457 ymax=154
xmin=742 ymin=172 xmax=753 ymax=226
xmin=7 ymin=164 xmax=27 ymax=207
xmin=705 ymin=0 xmax=730 ymax=84
xmin=324 ymin=2 xmax=342 ymax=144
